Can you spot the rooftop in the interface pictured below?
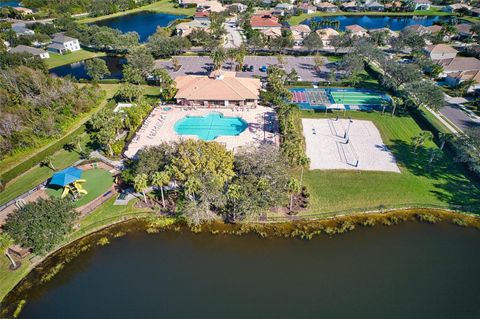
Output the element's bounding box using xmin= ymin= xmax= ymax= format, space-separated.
xmin=425 ymin=44 xmax=458 ymax=54
xmin=437 ymin=57 xmax=480 ymax=72
xmin=10 ymin=45 xmax=47 ymax=56
xmin=250 ymin=14 xmax=282 ymax=28
xmin=175 ymin=71 xmax=261 ymax=101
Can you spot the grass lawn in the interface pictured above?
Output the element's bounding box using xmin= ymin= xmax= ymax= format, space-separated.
xmin=45 ymin=169 xmax=114 ymax=207
xmin=45 ymin=50 xmax=106 ymax=69
xmin=288 ymin=8 xmax=452 ymax=25
xmin=80 ymin=0 xmax=195 ymax=23
xmin=297 ymin=110 xmax=480 ymax=216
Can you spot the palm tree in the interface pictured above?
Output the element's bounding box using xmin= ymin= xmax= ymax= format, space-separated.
xmin=134 ymin=174 xmax=149 ymax=204
xmin=314 ymin=54 xmax=324 ymax=72
xmin=286 ymin=178 xmax=301 ymax=212
xmin=227 ymin=183 xmax=241 ymax=221
xmin=171 ymin=57 xmax=181 ymax=72
xmin=0 ymin=234 xmax=18 ymax=270
xmin=412 ymin=131 xmax=433 ymax=154
xmin=41 ymin=155 xmax=56 ymax=171
xmin=428 ymin=148 xmax=443 ymax=166
xmin=72 ymin=135 xmax=83 ymax=153
xmin=151 ymin=171 xmax=170 ymax=209
xmin=210 ymin=47 xmax=226 ymax=70
xmin=298 ymin=155 xmax=310 ymax=188
xmin=234 ymin=44 xmax=247 ymax=71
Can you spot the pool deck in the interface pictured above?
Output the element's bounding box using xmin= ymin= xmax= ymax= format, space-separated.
xmin=124 ymin=106 xmax=279 ymax=158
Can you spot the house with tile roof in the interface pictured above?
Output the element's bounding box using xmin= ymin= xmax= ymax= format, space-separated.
xmin=316 ymin=2 xmax=338 ymax=12
xmin=316 ymin=28 xmax=339 ymax=46
xmin=436 ymin=57 xmax=480 ymax=75
xmin=424 ymin=44 xmax=458 ymax=60
xmin=250 ymin=14 xmax=282 ymax=30
xmin=412 ymin=0 xmax=431 ymax=10
xmin=345 ymin=24 xmax=369 ymax=37
xmin=174 ymin=71 xmax=261 ymax=107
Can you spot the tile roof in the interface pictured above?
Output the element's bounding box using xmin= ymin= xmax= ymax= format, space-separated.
xmin=10 ymin=45 xmax=47 ymax=56
xmin=345 ymin=24 xmax=367 ymax=32
xmin=437 ymin=57 xmax=480 ymax=72
xmin=250 ymin=14 xmax=281 ymax=28
xmin=447 ymin=70 xmax=480 ymax=84
xmin=425 ymin=44 xmax=458 ymax=54
xmin=175 ymin=72 xmax=261 ymax=101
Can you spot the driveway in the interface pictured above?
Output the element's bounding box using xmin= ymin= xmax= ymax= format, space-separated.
xmin=224 ymin=17 xmax=243 ymax=48
xmin=439 ymin=103 xmax=480 ymax=133
xmin=155 ymin=56 xmax=341 ymax=82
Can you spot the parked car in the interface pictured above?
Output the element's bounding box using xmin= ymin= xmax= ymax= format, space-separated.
xmin=260 ymin=65 xmax=268 ymax=72
xmin=242 ymin=64 xmax=249 ymax=72
xmin=248 ymin=65 xmax=254 ymax=72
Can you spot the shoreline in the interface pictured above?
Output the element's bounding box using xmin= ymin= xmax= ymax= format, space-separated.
xmin=1 ymin=206 xmax=479 ymax=308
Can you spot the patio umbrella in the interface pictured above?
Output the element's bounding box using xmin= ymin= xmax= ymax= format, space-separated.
xmin=49 ymin=167 xmax=84 ymax=187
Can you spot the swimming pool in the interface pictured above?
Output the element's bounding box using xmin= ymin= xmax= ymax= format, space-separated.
xmin=174 ymin=112 xmax=248 ymax=141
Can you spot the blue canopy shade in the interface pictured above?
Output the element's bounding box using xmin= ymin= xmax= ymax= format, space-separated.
xmin=49 ymin=167 xmax=83 ymax=187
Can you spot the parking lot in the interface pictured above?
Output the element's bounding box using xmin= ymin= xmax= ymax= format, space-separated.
xmin=154 ymin=56 xmax=342 ymax=82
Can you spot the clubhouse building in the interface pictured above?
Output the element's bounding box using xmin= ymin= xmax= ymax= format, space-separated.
xmin=174 ymin=71 xmax=261 ymax=108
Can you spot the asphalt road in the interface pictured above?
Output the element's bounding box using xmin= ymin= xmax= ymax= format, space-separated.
xmin=439 ymin=104 xmax=480 ymax=133
xmin=224 ymin=18 xmax=243 ymax=48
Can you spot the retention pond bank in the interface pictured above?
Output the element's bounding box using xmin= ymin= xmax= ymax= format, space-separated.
xmin=2 ymin=219 xmax=480 ymax=318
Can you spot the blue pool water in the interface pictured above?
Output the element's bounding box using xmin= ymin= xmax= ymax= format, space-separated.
xmin=174 ymin=112 xmax=248 ymax=141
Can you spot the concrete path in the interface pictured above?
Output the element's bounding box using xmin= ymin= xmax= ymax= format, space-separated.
xmin=224 ymin=17 xmax=243 ymax=48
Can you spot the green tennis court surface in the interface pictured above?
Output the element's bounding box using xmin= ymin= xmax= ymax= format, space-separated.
xmin=330 ymin=92 xmax=386 ymax=105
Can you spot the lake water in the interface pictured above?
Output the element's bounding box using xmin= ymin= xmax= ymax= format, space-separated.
xmin=302 ymin=15 xmax=445 ymax=31
xmin=0 ymin=1 xmax=21 ymax=7
xmin=4 ymin=221 xmax=480 ymax=319
xmin=49 ymin=56 xmax=125 ymax=80
xmin=93 ymin=11 xmax=185 ymax=42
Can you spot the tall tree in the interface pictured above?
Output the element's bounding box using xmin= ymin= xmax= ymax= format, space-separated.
xmin=4 ymin=198 xmax=77 ymax=254
xmin=412 ymin=131 xmax=433 ymax=154
xmin=85 ymin=58 xmax=110 ymax=82
xmin=134 ymin=173 xmax=149 ymax=203
xmin=303 ymin=32 xmax=323 ymax=53
xmin=151 ymin=68 xmax=176 ymax=100
xmin=286 ymin=178 xmax=301 ymax=211
xmin=210 ymin=47 xmax=226 ymax=70
xmin=151 ymin=170 xmax=170 ymax=208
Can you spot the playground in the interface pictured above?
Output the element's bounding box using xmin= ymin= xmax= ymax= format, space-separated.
xmin=46 ymin=168 xmax=114 ymax=207
xmin=290 ymin=88 xmax=390 ymax=111
xmin=302 ymin=118 xmax=400 ymax=172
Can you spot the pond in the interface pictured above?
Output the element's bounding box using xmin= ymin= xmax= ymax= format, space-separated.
xmin=3 ymin=221 xmax=480 ymax=318
xmin=93 ymin=11 xmax=185 ymax=42
xmin=49 ymin=56 xmax=125 ymax=80
xmin=301 ymin=15 xmax=447 ymax=31
xmin=0 ymin=1 xmax=21 ymax=7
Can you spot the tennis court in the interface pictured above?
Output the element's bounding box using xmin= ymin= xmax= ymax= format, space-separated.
xmin=328 ymin=89 xmax=388 ymax=106
xmin=289 ymin=88 xmax=390 ymax=111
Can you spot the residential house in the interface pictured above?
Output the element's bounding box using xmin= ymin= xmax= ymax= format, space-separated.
xmin=290 ymin=24 xmax=311 ymax=45
xmin=174 ymin=70 xmax=261 ymax=107
xmin=47 ymin=34 xmax=80 ymax=54
xmin=193 ymin=11 xmax=210 ymax=21
xmin=445 ymin=70 xmax=480 ymax=91
xmin=260 ymin=27 xmax=282 ymax=40
xmin=444 ymin=3 xmax=471 ymax=13
xmin=436 ymin=57 xmax=480 ymax=75
xmin=424 ymin=44 xmax=458 ymax=60
xmin=456 ymin=23 xmax=474 ymax=38
xmin=178 ymin=0 xmax=225 ymax=12
xmin=250 ymin=14 xmax=282 ymax=30
xmin=229 ymin=3 xmax=248 ymax=12
xmin=316 ymin=2 xmax=338 ymax=12
xmin=298 ymin=3 xmax=317 ymax=14
xmin=365 ymin=0 xmax=384 ymax=11
xmin=412 ymin=0 xmax=431 ymax=10
xmin=384 ymin=1 xmax=402 ymax=11
xmin=176 ymin=20 xmax=210 ymax=37
xmin=273 ymin=3 xmax=295 ymax=16
xmin=345 ymin=24 xmax=369 ymax=37
xmin=13 ymin=7 xmax=33 ymax=15
xmin=471 ymin=7 xmax=480 ymax=17
xmin=316 ymin=27 xmax=339 ymax=46
xmin=11 ymin=25 xmax=34 ymax=36
xmin=341 ymin=1 xmax=358 ymax=11
xmin=9 ymin=45 xmax=50 ymax=59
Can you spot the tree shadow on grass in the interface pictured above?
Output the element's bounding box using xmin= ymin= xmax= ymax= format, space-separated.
xmin=389 ymin=139 xmax=480 ymax=213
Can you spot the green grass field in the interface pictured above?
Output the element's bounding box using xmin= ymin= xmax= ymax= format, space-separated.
xmin=297 ymin=110 xmax=480 ymax=216
xmin=46 ymin=169 xmax=114 ymax=207
xmin=46 ymin=50 xmax=106 ymax=69
xmin=80 ymin=0 xmax=195 ymax=23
